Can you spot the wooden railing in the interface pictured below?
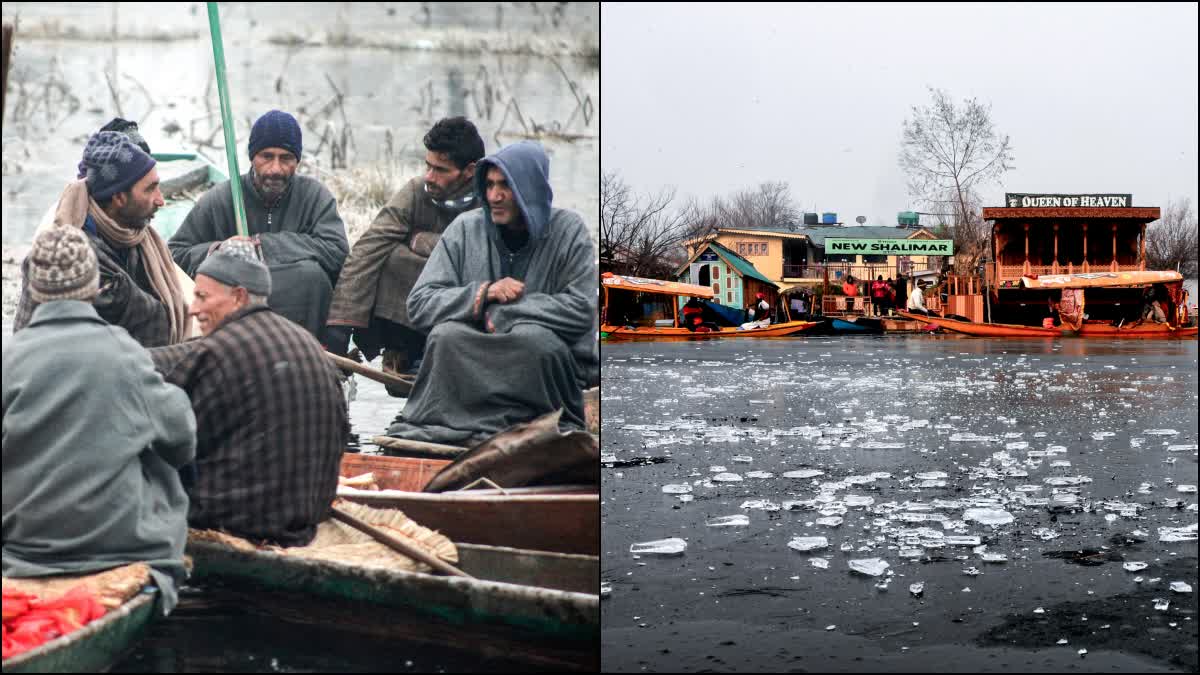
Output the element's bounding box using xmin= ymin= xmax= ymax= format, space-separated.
xmin=996 ymin=260 xmax=1146 ymax=282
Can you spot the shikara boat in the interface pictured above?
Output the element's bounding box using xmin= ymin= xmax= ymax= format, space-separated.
xmin=338 ymin=453 xmax=598 ymax=555
xmin=601 ymin=273 xmax=819 ymax=340
xmin=1 ymin=589 xmax=158 ymax=674
xmin=896 ymin=310 xmax=1066 ymax=337
xmin=896 ymin=310 xmax=1197 ymax=338
xmin=829 ymin=316 xmax=883 ymax=334
xmin=185 ymin=536 xmax=598 ymax=668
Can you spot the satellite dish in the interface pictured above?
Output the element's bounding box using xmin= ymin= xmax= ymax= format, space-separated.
xmin=855 ymin=216 xmax=866 ymax=225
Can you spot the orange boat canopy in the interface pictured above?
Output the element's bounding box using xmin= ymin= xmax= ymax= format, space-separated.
xmin=1020 ymin=270 xmax=1183 ymax=289
xmin=601 ymin=272 xmax=714 ymax=299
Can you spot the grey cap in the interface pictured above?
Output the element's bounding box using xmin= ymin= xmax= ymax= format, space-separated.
xmin=197 ymin=244 xmax=271 ymax=296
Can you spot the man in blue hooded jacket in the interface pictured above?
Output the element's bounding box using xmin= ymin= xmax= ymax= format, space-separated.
xmin=384 ymin=141 xmax=597 ymax=446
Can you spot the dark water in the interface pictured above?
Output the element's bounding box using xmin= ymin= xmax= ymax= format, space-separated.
xmin=601 ymin=335 xmax=1199 ymax=672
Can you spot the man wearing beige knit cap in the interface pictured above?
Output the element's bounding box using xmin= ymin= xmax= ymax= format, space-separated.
xmin=3 ymin=227 xmax=197 ymax=615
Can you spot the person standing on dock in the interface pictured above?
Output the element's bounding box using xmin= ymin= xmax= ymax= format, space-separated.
xmin=147 ymin=243 xmax=348 ymax=547
xmin=169 ymin=110 xmax=349 ymax=339
xmin=3 ymin=227 xmax=196 ymax=614
xmin=13 ymin=131 xmax=191 ymax=347
xmin=321 ymin=117 xmax=486 ymax=388
xmin=385 ymin=141 xmax=597 ymax=447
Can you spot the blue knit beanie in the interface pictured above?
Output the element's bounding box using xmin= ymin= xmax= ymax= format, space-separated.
xmin=80 ymin=131 xmax=157 ymax=201
xmin=248 ymin=110 xmax=302 ymax=161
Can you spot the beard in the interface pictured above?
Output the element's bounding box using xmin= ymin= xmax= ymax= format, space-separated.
xmin=254 ymin=167 xmax=291 ymax=200
xmin=115 ymin=200 xmax=154 ymax=229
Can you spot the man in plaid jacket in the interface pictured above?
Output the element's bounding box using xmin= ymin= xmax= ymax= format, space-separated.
xmin=149 ymin=242 xmax=349 ymax=546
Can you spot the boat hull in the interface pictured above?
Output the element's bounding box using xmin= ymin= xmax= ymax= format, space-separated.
xmin=829 ymin=317 xmax=883 ymax=333
xmin=338 ymin=454 xmax=599 ymax=556
xmin=1 ymin=591 xmax=157 ymax=674
xmin=185 ymin=539 xmax=599 ymax=651
xmin=600 ymin=320 xmax=819 ymax=341
xmin=896 ymin=311 xmax=1198 ymax=338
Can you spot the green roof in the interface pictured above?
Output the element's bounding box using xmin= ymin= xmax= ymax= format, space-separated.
xmin=706 ymin=241 xmax=776 ymax=286
xmin=719 ymin=225 xmax=935 ymax=247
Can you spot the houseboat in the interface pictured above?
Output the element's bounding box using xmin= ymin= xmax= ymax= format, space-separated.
xmin=897 ymin=193 xmax=1195 ymax=338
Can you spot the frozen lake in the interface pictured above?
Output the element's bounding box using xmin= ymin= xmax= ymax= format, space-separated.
xmin=602 ymin=335 xmax=1198 ymax=672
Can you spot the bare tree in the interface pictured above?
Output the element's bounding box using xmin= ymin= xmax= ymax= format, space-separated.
xmin=711 ymin=181 xmax=801 ymax=231
xmin=1145 ymin=197 xmax=1198 ymax=276
xmin=601 ymin=172 xmax=700 ymax=278
xmin=926 ymin=187 xmax=990 ymax=275
xmin=900 ymin=87 xmax=1014 ymax=274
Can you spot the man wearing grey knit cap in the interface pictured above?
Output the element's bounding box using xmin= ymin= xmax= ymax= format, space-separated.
xmin=147 ymin=239 xmax=348 ymax=547
xmin=4 ymin=226 xmax=197 ymax=616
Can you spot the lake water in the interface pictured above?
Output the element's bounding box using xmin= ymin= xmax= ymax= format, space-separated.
xmin=602 ymin=335 xmax=1198 ymax=672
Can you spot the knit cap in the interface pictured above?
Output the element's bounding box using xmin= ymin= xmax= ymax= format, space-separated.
xmin=248 ymin=110 xmax=302 ymax=161
xmin=196 ymin=240 xmax=272 ymax=296
xmin=27 ymin=227 xmax=100 ymax=303
xmin=80 ymin=131 xmax=157 ymax=200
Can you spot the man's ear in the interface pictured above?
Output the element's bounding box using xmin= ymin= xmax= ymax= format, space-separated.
xmin=463 ymin=161 xmax=477 ymax=180
xmin=233 ymin=286 xmax=250 ymax=307
xmin=111 ymin=190 xmax=129 ymax=210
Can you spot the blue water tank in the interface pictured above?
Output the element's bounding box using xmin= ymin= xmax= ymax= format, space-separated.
xmin=822 ymin=212 xmax=837 ymax=224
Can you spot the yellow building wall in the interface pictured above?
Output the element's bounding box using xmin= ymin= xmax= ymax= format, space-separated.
xmin=713 ymin=234 xmax=783 ymax=281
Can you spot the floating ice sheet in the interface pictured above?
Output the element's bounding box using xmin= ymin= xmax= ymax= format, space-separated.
xmin=782 ymin=469 xmax=824 ymax=479
xmin=661 ymin=484 xmax=692 ymax=494
xmin=712 ymin=472 xmax=743 ymax=482
xmin=963 ymin=508 xmax=1014 ymax=527
xmin=706 ymin=515 xmax=750 ymax=528
xmin=630 ymin=538 xmax=687 ymax=555
xmin=848 ymin=558 xmax=889 ymax=577
xmin=787 ymin=536 xmax=829 ymax=552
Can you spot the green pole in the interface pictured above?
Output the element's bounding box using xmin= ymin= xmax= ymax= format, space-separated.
xmin=206 ymin=2 xmax=248 ymax=239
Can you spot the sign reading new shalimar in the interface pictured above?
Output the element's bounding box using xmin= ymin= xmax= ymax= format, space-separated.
xmin=826 ymin=239 xmax=955 ymax=256
xmin=1005 ymin=193 xmax=1132 ymax=208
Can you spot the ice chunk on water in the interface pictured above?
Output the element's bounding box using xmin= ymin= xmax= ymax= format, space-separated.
xmin=706 ymin=515 xmax=750 ymax=528
xmin=945 ymin=536 xmax=982 ymax=546
xmin=1091 ymin=431 xmax=1115 ymax=441
xmin=963 ymin=508 xmax=1014 ymax=527
xmin=1123 ymin=562 xmax=1148 ymax=572
xmin=1032 ymin=528 xmax=1060 ymax=540
xmin=950 ymin=433 xmax=1000 ymax=442
xmin=1167 ymin=444 xmax=1198 ymax=452
xmin=1159 ymin=524 xmax=1198 ymax=542
xmin=915 ymin=471 xmax=949 ymax=480
xmin=909 ymin=582 xmax=924 ymax=597
xmin=1006 ymin=441 xmax=1029 ymax=450
xmin=859 ymin=441 xmax=906 ymax=449
xmin=709 ymin=465 xmax=728 ymax=473
xmin=745 ymin=471 xmax=775 ymax=479
xmin=741 ymin=500 xmax=781 ymax=511
xmin=678 ymin=494 xmax=694 ymax=503
xmin=845 ymin=495 xmax=875 ymax=507
xmin=1044 ymin=476 xmax=1092 ymax=486
xmin=1169 ymin=581 xmax=1192 ymax=593
xmin=788 ymin=536 xmax=829 ymax=552
xmin=731 ymin=455 xmax=754 ymax=463
xmin=782 ymin=469 xmax=825 ymax=479
xmin=962 ymin=567 xmax=981 ymax=576
xmin=816 ymin=516 xmax=844 ymax=527
xmin=848 ymin=558 xmax=890 ymax=576
xmin=662 ymin=484 xmax=692 ymax=494
xmin=712 ymin=472 xmax=743 ymax=482
xmin=630 ymin=538 xmax=687 ymax=555
xmin=980 ymin=553 xmax=1008 ymax=563
xmin=1177 ymin=485 xmax=1197 ymax=493
xmin=1144 ymin=429 xmax=1179 ymax=436
xmin=600 ymin=582 xmax=612 ymax=598
xmin=810 ymin=557 xmax=830 ymax=569
xmin=1153 ymin=598 xmax=1170 ymax=611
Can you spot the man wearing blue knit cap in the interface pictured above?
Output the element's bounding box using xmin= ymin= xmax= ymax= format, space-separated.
xmin=168 ymin=110 xmax=349 ymax=337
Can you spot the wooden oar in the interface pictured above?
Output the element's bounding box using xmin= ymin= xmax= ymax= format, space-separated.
xmin=330 ymin=506 xmax=472 ymax=579
xmin=326 ymin=352 xmax=413 ymax=395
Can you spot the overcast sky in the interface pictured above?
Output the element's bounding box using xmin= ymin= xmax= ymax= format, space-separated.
xmin=602 ymin=2 xmax=1198 ymax=227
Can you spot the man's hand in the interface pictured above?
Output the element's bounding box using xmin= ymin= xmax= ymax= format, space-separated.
xmin=487 ymin=277 xmax=525 ymax=305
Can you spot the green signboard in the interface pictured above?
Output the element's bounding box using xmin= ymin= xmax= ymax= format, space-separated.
xmin=826 ymin=238 xmax=955 ymax=256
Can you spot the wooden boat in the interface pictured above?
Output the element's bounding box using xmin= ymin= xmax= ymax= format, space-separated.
xmin=601 ymin=272 xmax=819 ymax=340
xmin=2 ymin=590 xmax=158 ymax=674
xmin=895 ymin=310 xmax=1066 ymax=337
xmin=185 ymin=535 xmax=598 ymax=668
xmin=829 ymin=316 xmax=883 ymax=334
xmin=338 ymin=453 xmax=598 ymax=555
xmin=602 ymin=319 xmax=819 ymax=340
xmin=896 ymin=311 xmax=1197 ymax=338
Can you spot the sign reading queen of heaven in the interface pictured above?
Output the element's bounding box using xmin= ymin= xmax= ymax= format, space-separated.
xmin=826 ymin=239 xmax=954 ymax=256
xmin=1005 ymin=193 xmax=1132 ymax=208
